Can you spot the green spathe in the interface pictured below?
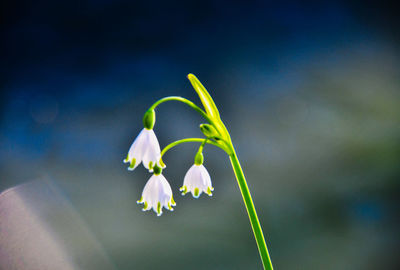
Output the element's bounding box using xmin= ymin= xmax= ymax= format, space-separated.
xmin=187 ymin=74 xmax=220 ymax=118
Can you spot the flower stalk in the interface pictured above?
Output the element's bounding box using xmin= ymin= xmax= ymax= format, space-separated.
xmin=229 ymin=148 xmax=273 ymax=270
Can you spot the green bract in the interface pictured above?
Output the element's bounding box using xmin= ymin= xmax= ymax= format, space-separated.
xmin=187 ymin=73 xmax=220 ymax=118
xmin=199 ymin=123 xmax=219 ymax=138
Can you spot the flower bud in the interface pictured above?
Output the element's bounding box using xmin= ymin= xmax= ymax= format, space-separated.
xmin=200 ymin=123 xmax=219 ymax=138
xmin=143 ymin=109 xmax=156 ymax=130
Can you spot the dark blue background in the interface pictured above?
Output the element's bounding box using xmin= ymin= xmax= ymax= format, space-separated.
xmin=1 ymin=1 xmax=400 ymax=269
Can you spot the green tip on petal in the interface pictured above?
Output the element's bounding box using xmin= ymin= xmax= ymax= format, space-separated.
xmin=157 ymin=202 xmax=162 ymax=216
xmin=142 ymin=201 xmax=148 ymax=211
xmin=180 ymin=186 xmax=187 ymax=195
xmin=128 ymin=159 xmax=136 ymax=170
xmin=168 ymin=202 xmax=174 ymax=211
xmin=149 ymin=161 xmax=153 ymax=170
xmin=207 ymin=187 xmax=213 ymax=196
xmin=171 ymin=196 xmax=176 ymax=206
xmin=137 ymin=197 xmax=143 ymax=204
xmin=194 ymin=188 xmax=200 ymax=198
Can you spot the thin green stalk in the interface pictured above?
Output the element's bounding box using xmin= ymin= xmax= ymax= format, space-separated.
xmin=149 ymin=96 xmax=213 ymax=124
xmin=161 ymin=138 xmax=227 ymax=157
xmin=229 ymin=147 xmax=273 ymax=270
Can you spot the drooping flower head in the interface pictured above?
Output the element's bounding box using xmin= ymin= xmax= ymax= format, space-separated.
xmin=123 ymin=109 xmax=165 ymax=172
xmin=180 ymin=152 xmax=214 ymax=198
xmin=123 ymin=128 xmax=162 ymax=172
xmin=137 ymin=165 xmax=176 ymax=216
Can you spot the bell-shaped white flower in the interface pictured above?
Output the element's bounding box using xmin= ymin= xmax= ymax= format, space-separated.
xmin=180 ymin=164 xmax=214 ymax=198
xmin=137 ymin=169 xmax=176 ymax=216
xmin=123 ymin=128 xmax=164 ymax=172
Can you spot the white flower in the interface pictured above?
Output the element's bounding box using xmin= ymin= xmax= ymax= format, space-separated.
xmin=137 ymin=173 xmax=176 ymax=216
xmin=180 ymin=164 xmax=214 ymax=198
xmin=123 ymin=128 xmax=164 ymax=172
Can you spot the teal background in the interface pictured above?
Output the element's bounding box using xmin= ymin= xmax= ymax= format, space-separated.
xmin=1 ymin=1 xmax=399 ymax=269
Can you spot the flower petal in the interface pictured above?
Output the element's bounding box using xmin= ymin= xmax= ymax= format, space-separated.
xmin=141 ymin=129 xmax=162 ymax=171
xmin=182 ymin=164 xmax=213 ymax=198
xmin=139 ymin=174 xmax=175 ymax=216
xmin=124 ymin=128 xmax=148 ymax=170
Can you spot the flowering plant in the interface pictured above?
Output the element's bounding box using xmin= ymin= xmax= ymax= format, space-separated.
xmin=124 ymin=74 xmax=273 ymax=269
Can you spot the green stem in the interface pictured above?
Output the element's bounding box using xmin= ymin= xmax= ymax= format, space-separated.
xmin=197 ymin=138 xmax=208 ymax=153
xmin=161 ymin=138 xmax=227 ymax=157
xmin=149 ymin=96 xmax=213 ymax=124
xmin=229 ymin=147 xmax=273 ymax=270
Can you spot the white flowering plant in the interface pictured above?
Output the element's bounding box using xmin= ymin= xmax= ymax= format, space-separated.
xmin=123 ymin=74 xmax=273 ymax=269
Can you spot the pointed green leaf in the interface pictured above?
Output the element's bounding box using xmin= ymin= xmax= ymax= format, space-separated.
xmin=187 ymin=74 xmax=220 ymax=118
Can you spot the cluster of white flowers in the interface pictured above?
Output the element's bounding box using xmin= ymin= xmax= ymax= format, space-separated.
xmin=124 ymin=128 xmax=214 ymax=216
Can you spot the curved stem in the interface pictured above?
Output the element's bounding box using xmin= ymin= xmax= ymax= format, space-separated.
xmin=229 ymin=147 xmax=273 ymax=270
xmin=149 ymin=96 xmax=213 ymax=124
xmin=161 ymin=138 xmax=228 ymax=157
xmin=197 ymin=138 xmax=208 ymax=153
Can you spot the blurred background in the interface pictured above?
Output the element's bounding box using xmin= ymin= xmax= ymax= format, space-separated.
xmin=1 ymin=0 xmax=399 ymax=269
